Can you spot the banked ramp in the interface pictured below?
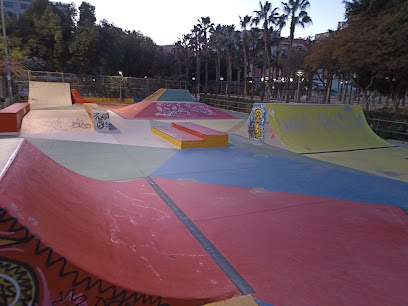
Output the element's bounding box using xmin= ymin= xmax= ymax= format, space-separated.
xmin=232 ymin=104 xmax=393 ymax=154
xmin=143 ymin=89 xmax=194 ymax=102
xmin=0 ymin=140 xmax=239 ymax=305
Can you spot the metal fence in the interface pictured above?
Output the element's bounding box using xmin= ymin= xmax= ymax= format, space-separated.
xmin=200 ymin=96 xmax=254 ymax=113
xmin=366 ymin=118 xmax=408 ymax=141
xmin=14 ymin=70 xmax=188 ymax=102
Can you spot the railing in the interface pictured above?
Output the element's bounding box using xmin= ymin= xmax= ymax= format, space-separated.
xmin=200 ymin=96 xmax=255 ymax=114
xmin=366 ymin=118 xmax=408 ymax=141
xmin=13 ymin=70 xmax=188 ymax=102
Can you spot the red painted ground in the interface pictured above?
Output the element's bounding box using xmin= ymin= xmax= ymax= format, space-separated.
xmin=153 ymin=177 xmax=408 ymax=306
xmin=173 ymin=122 xmax=227 ymax=136
xmin=155 ymin=126 xmax=203 ymax=141
xmin=0 ymin=141 xmax=239 ymax=304
xmin=115 ymin=101 xmax=237 ymax=120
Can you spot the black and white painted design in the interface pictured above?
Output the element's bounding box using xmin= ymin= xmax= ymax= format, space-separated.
xmin=92 ymin=113 xmax=110 ymax=132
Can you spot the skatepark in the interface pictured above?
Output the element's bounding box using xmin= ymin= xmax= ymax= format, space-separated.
xmin=1 ymin=82 xmax=408 ymax=305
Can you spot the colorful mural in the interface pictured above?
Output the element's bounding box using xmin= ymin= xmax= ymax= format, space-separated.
xmin=249 ymin=104 xmax=266 ymax=141
xmin=0 ymin=208 xmax=170 ymax=306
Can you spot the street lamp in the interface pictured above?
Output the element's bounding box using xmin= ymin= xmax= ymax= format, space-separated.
xmin=1 ymin=0 xmax=13 ymax=105
xmin=118 ymin=71 xmax=123 ymax=102
xmin=296 ymin=70 xmax=304 ymax=103
xmin=192 ymin=77 xmax=196 ymax=98
xmin=220 ymin=77 xmax=224 ymax=95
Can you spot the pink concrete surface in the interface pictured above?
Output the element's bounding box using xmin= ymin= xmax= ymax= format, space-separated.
xmin=0 ymin=102 xmax=30 ymax=113
xmin=0 ymin=141 xmax=239 ymax=304
xmin=115 ymin=101 xmax=237 ymax=120
xmin=153 ymin=177 xmax=408 ymax=306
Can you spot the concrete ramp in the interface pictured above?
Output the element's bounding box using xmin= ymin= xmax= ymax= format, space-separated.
xmin=29 ymin=81 xmax=72 ymax=109
xmin=231 ymin=103 xmax=408 ymax=182
xmin=234 ymin=103 xmax=393 ymax=154
xmin=0 ymin=140 xmax=238 ymax=305
xmin=116 ymin=101 xmax=237 ymax=120
xmin=21 ymin=110 xmax=93 ymax=133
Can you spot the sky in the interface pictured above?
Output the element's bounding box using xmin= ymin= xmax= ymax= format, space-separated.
xmin=57 ymin=0 xmax=346 ymax=45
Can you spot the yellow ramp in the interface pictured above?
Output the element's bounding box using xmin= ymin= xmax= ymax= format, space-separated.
xmin=309 ymin=147 xmax=408 ymax=182
xmin=241 ymin=103 xmax=408 ymax=182
xmin=264 ymin=104 xmax=391 ymax=153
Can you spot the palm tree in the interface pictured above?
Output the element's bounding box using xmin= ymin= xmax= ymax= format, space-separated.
xmin=198 ymin=17 xmax=214 ymax=93
xmin=240 ymin=15 xmax=251 ymax=99
xmin=209 ymin=24 xmax=223 ymax=95
xmin=190 ymin=25 xmax=202 ymax=96
xmin=281 ymin=0 xmax=311 ymax=102
xmin=221 ymin=25 xmax=238 ymax=98
xmin=179 ymin=34 xmax=191 ymax=78
xmin=252 ymin=1 xmax=280 ymax=101
xmin=174 ymin=40 xmax=183 ymax=76
xmin=233 ymin=38 xmax=244 ymax=98
xmin=247 ymin=28 xmax=263 ymax=99
xmin=281 ymin=0 xmax=312 ymax=50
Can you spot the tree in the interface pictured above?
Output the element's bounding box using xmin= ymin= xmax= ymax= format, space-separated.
xmin=15 ymin=0 xmax=71 ymax=70
xmin=305 ymin=34 xmax=339 ymax=104
xmin=209 ymin=25 xmax=223 ymax=95
xmin=252 ymin=1 xmax=280 ymax=101
xmin=69 ymin=22 xmax=99 ymax=74
xmin=198 ymin=17 xmax=213 ymax=93
xmin=328 ymin=0 xmax=408 ymax=111
xmin=190 ymin=25 xmax=202 ymax=95
xmin=78 ymin=2 xmax=96 ymax=26
xmin=281 ymin=0 xmax=311 ymax=102
xmin=221 ymin=25 xmax=238 ymax=98
xmin=233 ymin=37 xmax=244 ymax=97
xmin=247 ymin=28 xmax=263 ymax=99
xmin=239 ymin=15 xmax=251 ymax=98
xmin=281 ymin=0 xmax=312 ymax=50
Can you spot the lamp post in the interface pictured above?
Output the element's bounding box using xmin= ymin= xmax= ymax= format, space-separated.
xmin=118 ymin=71 xmax=123 ymax=102
xmin=192 ymin=77 xmax=196 ymax=98
xmin=1 ymin=0 xmax=13 ymax=105
xmin=220 ymin=77 xmax=224 ymax=95
xmin=296 ymin=70 xmax=304 ymax=103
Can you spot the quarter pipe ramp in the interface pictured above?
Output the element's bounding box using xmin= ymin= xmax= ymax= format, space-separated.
xmin=232 ymin=103 xmax=393 ymax=154
xmin=0 ymin=140 xmax=239 ymax=305
xmin=29 ymin=81 xmax=72 ymax=110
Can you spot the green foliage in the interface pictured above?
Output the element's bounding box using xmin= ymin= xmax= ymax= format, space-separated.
xmin=2 ymin=0 xmax=173 ymax=77
xmin=78 ymin=2 xmax=96 ymax=26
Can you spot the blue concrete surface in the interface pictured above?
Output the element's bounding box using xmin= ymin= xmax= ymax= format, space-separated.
xmin=255 ymin=299 xmax=274 ymax=306
xmin=151 ymin=147 xmax=408 ymax=207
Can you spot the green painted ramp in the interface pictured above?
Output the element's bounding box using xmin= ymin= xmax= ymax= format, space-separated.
xmin=157 ymin=89 xmax=194 ymax=102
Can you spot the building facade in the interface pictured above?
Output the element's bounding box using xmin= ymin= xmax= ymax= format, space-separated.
xmin=3 ymin=0 xmax=32 ymax=15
